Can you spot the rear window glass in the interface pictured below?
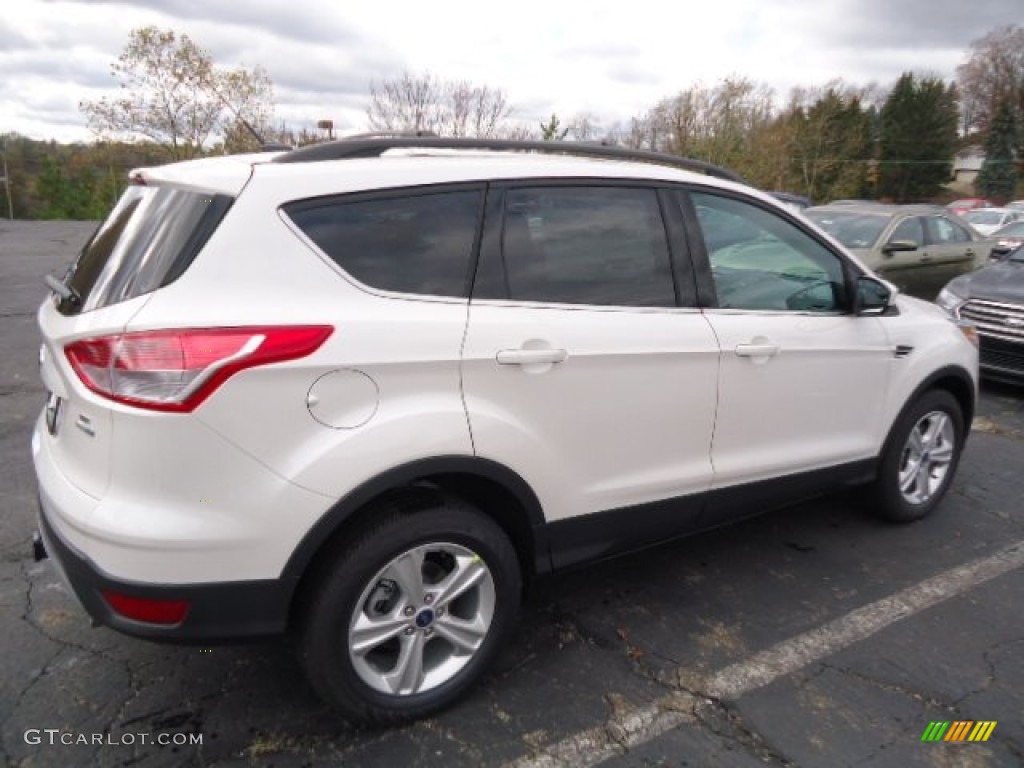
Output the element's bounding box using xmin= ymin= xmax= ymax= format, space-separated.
xmin=60 ymin=186 xmax=232 ymax=315
xmin=283 ymin=188 xmax=483 ymax=298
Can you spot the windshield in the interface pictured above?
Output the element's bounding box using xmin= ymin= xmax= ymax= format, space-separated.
xmin=59 ymin=185 xmax=232 ymax=315
xmin=804 ymin=210 xmax=889 ymax=249
xmin=964 ymin=210 xmax=1003 ymax=226
xmin=994 ymin=222 xmax=1024 ymax=237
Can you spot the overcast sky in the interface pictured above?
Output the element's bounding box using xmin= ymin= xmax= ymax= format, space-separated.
xmin=1 ymin=0 xmax=1018 ymax=143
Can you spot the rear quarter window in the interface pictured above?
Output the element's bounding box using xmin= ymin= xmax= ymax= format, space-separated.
xmin=283 ymin=187 xmax=484 ymax=298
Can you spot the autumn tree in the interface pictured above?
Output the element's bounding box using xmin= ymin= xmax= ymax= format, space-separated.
xmin=975 ymin=101 xmax=1020 ymax=202
xmin=956 ymin=24 xmax=1024 ymax=137
xmin=366 ymin=72 xmax=515 ymax=138
xmin=624 ymin=78 xmax=775 ymax=172
xmin=80 ymin=26 xmax=275 ymax=159
xmin=877 ymin=73 xmax=959 ymax=202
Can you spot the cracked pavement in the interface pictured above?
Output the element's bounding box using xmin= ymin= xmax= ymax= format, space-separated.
xmin=2 ymin=221 xmax=1022 ymax=767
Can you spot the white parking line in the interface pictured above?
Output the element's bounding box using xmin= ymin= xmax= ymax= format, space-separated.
xmin=507 ymin=540 xmax=1024 ymax=768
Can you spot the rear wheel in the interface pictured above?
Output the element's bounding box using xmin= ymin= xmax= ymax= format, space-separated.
xmin=869 ymin=390 xmax=964 ymax=523
xmin=298 ymin=497 xmax=521 ymax=724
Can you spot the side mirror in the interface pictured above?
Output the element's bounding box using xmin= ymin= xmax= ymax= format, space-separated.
xmin=855 ymin=276 xmax=893 ymax=316
xmin=881 ymin=239 xmax=919 ymax=255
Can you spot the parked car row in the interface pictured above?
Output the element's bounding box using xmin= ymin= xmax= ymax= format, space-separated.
xmin=788 ymin=198 xmax=1024 ymax=384
xmin=803 ymin=203 xmax=990 ymax=301
xmin=961 ymin=207 xmax=1024 ymax=236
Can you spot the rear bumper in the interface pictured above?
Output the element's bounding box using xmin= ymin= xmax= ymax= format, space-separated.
xmin=29 ymin=401 xmax=333 ymax=640
xmin=37 ymin=500 xmax=294 ymax=642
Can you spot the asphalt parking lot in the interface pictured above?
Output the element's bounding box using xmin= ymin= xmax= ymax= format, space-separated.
xmin=1 ymin=220 xmax=1022 ymax=768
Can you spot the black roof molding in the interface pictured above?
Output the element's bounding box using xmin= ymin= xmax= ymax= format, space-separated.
xmin=271 ymin=136 xmax=747 ymax=184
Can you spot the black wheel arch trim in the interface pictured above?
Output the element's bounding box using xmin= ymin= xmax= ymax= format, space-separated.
xmin=888 ymin=365 xmax=976 ymax=449
xmin=280 ymin=456 xmax=550 ymax=583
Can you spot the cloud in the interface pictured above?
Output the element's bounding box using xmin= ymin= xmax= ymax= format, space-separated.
xmin=606 ymin=66 xmax=662 ymax=87
xmin=0 ymin=19 xmax=35 ymax=51
xmin=9 ymin=0 xmax=1024 ymax=143
xmin=0 ymin=50 xmax=112 ymax=91
xmin=817 ymin=0 xmax=1018 ymax=49
xmin=45 ymin=0 xmax=362 ymax=46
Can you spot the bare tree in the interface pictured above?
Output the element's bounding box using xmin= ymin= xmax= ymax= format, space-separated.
xmin=622 ymin=78 xmax=776 ymax=168
xmin=956 ymin=24 xmax=1024 ymax=136
xmin=80 ymin=26 xmax=275 ymax=159
xmin=366 ymin=71 xmax=515 ymax=138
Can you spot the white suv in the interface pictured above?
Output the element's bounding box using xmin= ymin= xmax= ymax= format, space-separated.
xmin=32 ymin=137 xmax=978 ymax=724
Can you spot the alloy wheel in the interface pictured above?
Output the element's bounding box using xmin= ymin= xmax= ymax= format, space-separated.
xmin=348 ymin=542 xmax=496 ymax=696
xmin=898 ymin=410 xmax=955 ymax=505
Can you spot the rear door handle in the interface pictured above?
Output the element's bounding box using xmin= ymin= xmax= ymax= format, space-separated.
xmin=496 ymin=348 xmax=568 ymax=365
xmin=735 ymin=343 xmax=779 ymax=358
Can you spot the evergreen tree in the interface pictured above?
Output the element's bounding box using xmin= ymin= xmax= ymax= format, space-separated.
xmin=975 ymin=101 xmax=1019 ymax=202
xmin=788 ymin=88 xmax=873 ymax=202
xmin=539 ymin=114 xmax=569 ymax=141
xmin=878 ymin=73 xmax=959 ymax=202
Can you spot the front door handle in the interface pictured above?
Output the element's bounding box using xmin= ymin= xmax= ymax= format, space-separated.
xmin=735 ymin=343 xmax=779 ymax=358
xmin=496 ymin=348 xmax=568 ymax=365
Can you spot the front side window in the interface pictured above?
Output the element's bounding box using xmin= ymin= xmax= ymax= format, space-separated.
xmin=694 ymin=192 xmax=846 ymax=312
xmin=888 ymin=217 xmax=924 ymax=247
xmin=501 ymin=186 xmax=675 ymax=307
xmin=285 ymin=188 xmax=483 ymax=297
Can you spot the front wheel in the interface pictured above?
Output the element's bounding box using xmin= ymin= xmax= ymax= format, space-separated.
xmin=298 ymin=498 xmax=521 ymax=725
xmin=869 ymin=390 xmax=964 ymax=523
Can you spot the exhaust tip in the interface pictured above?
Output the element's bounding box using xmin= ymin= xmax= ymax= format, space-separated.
xmin=32 ymin=531 xmax=48 ymax=562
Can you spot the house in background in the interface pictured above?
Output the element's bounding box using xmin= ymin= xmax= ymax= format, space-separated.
xmin=949 ymin=145 xmax=986 ymax=193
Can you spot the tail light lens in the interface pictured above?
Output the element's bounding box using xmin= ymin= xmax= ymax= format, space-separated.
xmin=65 ymin=326 xmax=333 ymax=412
xmin=103 ymin=591 xmax=189 ymax=624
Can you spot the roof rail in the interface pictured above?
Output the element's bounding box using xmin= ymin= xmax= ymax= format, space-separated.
xmin=271 ymin=136 xmax=747 ymax=183
xmin=340 ymin=130 xmax=440 ymax=140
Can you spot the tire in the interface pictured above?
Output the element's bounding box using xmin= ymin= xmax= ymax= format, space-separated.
xmin=297 ymin=496 xmax=521 ymax=725
xmin=868 ymin=390 xmax=964 ymax=523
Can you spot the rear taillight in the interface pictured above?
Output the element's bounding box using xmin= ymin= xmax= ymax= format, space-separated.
xmin=65 ymin=326 xmax=333 ymax=412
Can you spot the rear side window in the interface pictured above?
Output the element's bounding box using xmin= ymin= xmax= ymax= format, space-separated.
xmin=60 ymin=186 xmax=232 ymax=315
xmin=501 ymin=186 xmax=675 ymax=307
xmin=285 ymin=188 xmax=483 ymax=298
xmin=927 ymin=216 xmax=971 ymax=244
